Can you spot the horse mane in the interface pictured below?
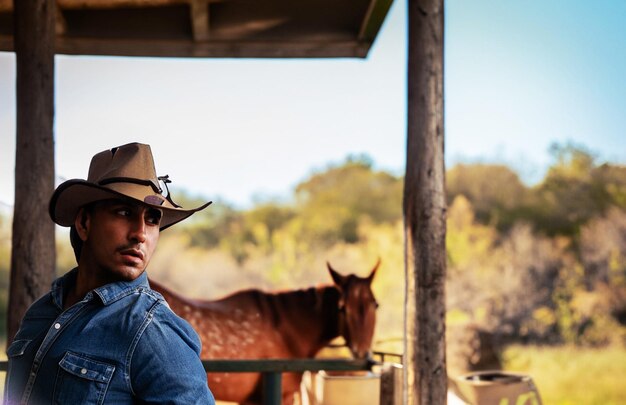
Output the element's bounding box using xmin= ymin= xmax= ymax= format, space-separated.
xmin=265 ymin=286 xmax=341 ymax=340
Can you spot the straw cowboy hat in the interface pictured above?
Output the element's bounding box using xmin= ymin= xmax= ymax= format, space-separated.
xmin=49 ymin=142 xmax=211 ymax=230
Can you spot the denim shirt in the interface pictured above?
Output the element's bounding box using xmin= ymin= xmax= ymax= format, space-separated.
xmin=4 ymin=269 xmax=215 ymax=405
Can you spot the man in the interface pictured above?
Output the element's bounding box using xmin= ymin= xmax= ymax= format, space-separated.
xmin=5 ymin=142 xmax=215 ymax=404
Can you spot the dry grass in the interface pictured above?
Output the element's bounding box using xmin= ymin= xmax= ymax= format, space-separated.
xmin=502 ymin=344 xmax=626 ymax=405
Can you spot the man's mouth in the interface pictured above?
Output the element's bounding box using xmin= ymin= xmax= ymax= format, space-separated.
xmin=119 ymin=248 xmax=144 ymax=263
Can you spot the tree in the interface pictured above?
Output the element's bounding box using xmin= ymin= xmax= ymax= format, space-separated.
xmin=532 ymin=143 xmax=626 ymax=236
xmin=294 ymin=157 xmax=402 ymax=246
xmin=447 ymin=163 xmax=527 ymax=230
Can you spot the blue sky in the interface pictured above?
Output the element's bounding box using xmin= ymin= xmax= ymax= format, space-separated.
xmin=446 ymin=1 xmax=626 ymax=178
xmin=1 ymin=0 xmax=625 ymax=208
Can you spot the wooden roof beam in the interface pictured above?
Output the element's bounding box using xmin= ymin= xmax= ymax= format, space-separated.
xmin=358 ymin=0 xmax=393 ymax=42
xmin=55 ymin=3 xmax=67 ymax=36
xmin=190 ymin=0 xmax=209 ymax=41
xmin=42 ymin=37 xmax=370 ymax=58
xmin=0 ymin=0 xmax=190 ymax=11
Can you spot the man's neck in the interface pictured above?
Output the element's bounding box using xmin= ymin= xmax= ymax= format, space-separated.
xmin=63 ymin=266 xmax=89 ymax=309
xmin=64 ymin=261 xmax=109 ymax=309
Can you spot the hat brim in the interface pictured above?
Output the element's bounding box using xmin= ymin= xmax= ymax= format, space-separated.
xmin=49 ymin=180 xmax=211 ymax=231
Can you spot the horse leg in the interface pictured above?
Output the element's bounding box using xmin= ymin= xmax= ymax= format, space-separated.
xmin=282 ymin=391 xmax=296 ymax=405
xmin=241 ymin=379 xmax=263 ymax=405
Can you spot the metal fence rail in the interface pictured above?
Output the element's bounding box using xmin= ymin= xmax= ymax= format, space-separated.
xmin=202 ymin=358 xmax=376 ymax=404
xmin=202 ymin=358 xmax=374 ymax=372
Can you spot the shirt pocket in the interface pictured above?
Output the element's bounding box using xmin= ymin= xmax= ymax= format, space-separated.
xmin=5 ymin=339 xmax=32 ymax=398
xmin=54 ymin=351 xmax=115 ymax=405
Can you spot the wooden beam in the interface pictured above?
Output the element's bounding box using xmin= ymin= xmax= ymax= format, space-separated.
xmin=60 ymin=0 xmax=188 ymax=9
xmin=0 ymin=35 xmax=372 ymax=58
xmin=1 ymin=0 xmax=190 ymax=11
xmin=189 ymin=0 xmax=209 ymax=42
xmin=358 ymin=0 xmax=394 ymax=42
xmin=55 ymin=3 xmax=67 ymax=36
xmin=403 ymin=0 xmax=446 ymax=404
xmin=9 ymin=0 xmax=56 ymax=343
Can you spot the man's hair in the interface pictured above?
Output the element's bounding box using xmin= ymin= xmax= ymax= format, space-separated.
xmin=69 ymin=202 xmax=96 ymax=262
xmin=69 ymin=225 xmax=83 ymax=262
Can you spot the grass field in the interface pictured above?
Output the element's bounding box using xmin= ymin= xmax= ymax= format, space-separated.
xmin=502 ymin=344 xmax=626 ymax=405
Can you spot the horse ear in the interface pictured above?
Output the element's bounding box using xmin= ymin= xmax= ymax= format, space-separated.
xmin=327 ymin=262 xmax=347 ymax=289
xmin=367 ymin=258 xmax=381 ymax=284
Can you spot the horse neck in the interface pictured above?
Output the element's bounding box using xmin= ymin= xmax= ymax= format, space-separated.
xmin=269 ymin=285 xmax=341 ymax=357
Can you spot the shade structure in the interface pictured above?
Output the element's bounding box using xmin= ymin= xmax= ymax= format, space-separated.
xmin=0 ymin=0 xmax=394 ymax=58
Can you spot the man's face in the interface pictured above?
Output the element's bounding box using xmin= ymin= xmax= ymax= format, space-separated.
xmin=78 ymin=199 xmax=162 ymax=283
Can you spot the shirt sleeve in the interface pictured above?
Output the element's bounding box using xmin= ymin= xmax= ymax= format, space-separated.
xmin=130 ymin=301 xmax=215 ymax=404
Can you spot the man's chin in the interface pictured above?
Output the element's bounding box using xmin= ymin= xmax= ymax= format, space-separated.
xmin=110 ymin=265 xmax=146 ymax=282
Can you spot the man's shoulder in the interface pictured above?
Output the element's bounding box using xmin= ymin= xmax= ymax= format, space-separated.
xmin=22 ymin=290 xmax=56 ymax=318
xmin=135 ymin=287 xmax=177 ymax=317
xmin=135 ymin=292 xmax=203 ymax=353
xmin=143 ymin=290 xmax=200 ymax=336
xmin=143 ymin=286 xmax=166 ymax=305
xmin=146 ymin=290 xmax=193 ymax=327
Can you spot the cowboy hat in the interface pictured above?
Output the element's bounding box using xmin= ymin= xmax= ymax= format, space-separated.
xmin=49 ymin=142 xmax=211 ymax=230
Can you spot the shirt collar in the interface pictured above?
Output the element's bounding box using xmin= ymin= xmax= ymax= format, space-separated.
xmin=93 ymin=271 xmax=150 ymax=305
xmin=51 ymin=268 xmax=150 ymax=308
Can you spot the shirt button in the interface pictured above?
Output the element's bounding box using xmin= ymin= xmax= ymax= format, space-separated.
xmin=54 ymin=323 xmax=61 ymax=330
xmin=81 ymin=368 xmax=87 ymax=375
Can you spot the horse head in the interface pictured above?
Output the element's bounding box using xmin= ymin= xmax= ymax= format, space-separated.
xmin=327 ymin=259 xmax=380 ymax=359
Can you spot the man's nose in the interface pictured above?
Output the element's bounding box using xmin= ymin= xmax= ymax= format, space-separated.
xmin=129 ymin=216 xmax=147 ymax=243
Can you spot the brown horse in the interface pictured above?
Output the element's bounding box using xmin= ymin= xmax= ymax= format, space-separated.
xmin=149 ymin=260 xmax=380 ymax=405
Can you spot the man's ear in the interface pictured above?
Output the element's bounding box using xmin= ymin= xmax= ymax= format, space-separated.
xmin=74 ymin=207 xmax=90 ymax=241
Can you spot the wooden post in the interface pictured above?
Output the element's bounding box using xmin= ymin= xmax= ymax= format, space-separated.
xmin=403 ymin=0 xmax=446 ymax=404
xmin=9 ymin=0 xmax=56 ymax=343
xmin=380 ymin=363 xmax=403 ymax=405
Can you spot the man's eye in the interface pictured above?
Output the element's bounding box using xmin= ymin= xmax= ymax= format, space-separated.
xmin=146 ymin=210 xmax=162 ymax=225
xmin=116 ymin=209 xmax=132 ymax=216
xmin=147 ymin=216 xmax=161 ymax=225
